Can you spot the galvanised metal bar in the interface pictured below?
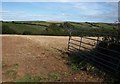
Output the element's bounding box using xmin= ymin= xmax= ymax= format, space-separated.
xmin=71 ymin=38 xmax=81 ymax=42
xmin=70 ymin=42 xmax=80 ymax=47
xmin=82 ymin=37 xmax=100 ymax=41
xmin=69 ymin=43 xmax=119 ymax=68
xmin=79 ymin=40 xmax=95 ymax=46
xmin=83 ymin=37 xmax=120 ymax=45
xmin=80 ymin=45 xmax=119 ymax=61
xmin=96 ymin=45 xmax=120 ymax=55
xmin=68 ymin=30 xmax=120 ymax=77
xmin=73 ymin=37 xmax=120 ymax=55
xmin=69 ymin=45 xmax=80 ymax=51
xmin=68 ymin=48 xmax=119 ymax=74
xmin=80 ymin=46 xmax=118 ymax=67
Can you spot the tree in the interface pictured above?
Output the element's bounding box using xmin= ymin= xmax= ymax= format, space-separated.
xmin=23 ymin=31 xmax=32 ymax=35
xmin=2 ymin=25 xmax=16 ymax=34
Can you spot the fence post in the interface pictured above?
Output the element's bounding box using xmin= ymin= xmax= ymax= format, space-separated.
xmin=68 ymin=31 xmax=71 ymax=51
xmin=79 ymin=36 xmax=83 ymax=50
xmin=96 ymin=36 xmax=100 ymax=46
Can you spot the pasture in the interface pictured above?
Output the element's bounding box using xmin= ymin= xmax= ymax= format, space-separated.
xmin=2 ymin=35 xmax=106 ymax=82
xmin=1 ymin=21 xmax=119 ymax=82
xmin=2 ymin=21 xmax=117 ymax=36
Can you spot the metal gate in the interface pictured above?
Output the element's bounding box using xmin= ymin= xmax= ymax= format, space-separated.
xmin=68 ymin=31 xmax=120 ymax=78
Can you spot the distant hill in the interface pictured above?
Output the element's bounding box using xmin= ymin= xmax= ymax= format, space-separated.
xmin=2 ymin=21 xmax=118 ymax=36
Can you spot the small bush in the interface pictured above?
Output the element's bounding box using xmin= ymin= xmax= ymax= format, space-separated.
xmin=2 ymin=25 xmax=16 ymax=34
xmin=94 ymin=32 xmax=120 ymax=79
xmin=23 ymin=31 xmax=32 ymax=35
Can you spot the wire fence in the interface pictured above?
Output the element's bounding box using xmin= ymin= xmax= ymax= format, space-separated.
xmin=68 ymin=30 xmax=120 ymax=78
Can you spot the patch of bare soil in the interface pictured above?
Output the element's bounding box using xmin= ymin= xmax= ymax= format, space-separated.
xmin=2 ymin=35 xmax=104 ymax=82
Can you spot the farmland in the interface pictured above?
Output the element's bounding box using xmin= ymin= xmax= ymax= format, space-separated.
xmin=1 ymin=21 xmax=119 ymax=82
xmin=2 ymin=35 xmax=107 ymax=82
xmin=2 ymin=21 xmax=118 ymax=36
xmin=1 ymin=1 xmax=120 ymax=82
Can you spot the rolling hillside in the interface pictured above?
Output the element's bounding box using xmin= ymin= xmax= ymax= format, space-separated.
xmin=2 ymin=21 xmax=117 ymax=36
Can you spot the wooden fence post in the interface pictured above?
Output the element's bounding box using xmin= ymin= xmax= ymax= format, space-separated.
xmin=79 ymin=36 xmax=82 ymax=50
xmin=68 ymin=31 xmax=71 ymax=50
xmin=96 ymin=36 xmax=100 ymax=46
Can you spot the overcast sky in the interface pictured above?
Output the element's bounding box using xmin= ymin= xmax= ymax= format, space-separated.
xmin=1 ymin=2 xmax=118 ymax=23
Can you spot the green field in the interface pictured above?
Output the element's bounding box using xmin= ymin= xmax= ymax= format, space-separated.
xmin=2 ymin=21 xmax=118 ymax=36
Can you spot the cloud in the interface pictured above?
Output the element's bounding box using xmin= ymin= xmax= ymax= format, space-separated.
xmin=73 ymin=2 xmax=118 ymax=18
xmin=74 ymin=3 xmax=103 ymax=16
xmin=2 ymin=10 xmax=69 ymax=21
xmin=0 ymin=10 xmax=9 ymax=13
xmin=2 ymin=2 xmax=118 ymax=22
xmin=1 ymin=10 xmax=26 ymax=17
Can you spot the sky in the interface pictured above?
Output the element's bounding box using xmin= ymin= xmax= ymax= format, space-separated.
xmin=2 ymin=0 xmax=120 ymax=2
xmin=1 ymin=2 xmax=119 ymax=23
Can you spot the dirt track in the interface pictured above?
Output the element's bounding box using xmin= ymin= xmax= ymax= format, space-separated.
xmin=2 ymin=35 xmax=104 ymax=82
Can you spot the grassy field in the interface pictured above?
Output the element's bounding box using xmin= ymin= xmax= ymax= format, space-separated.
xmin=1 ymin=21 xmax=119 ymax=82
xmin=2 ymin=22 xmax=46 ymax=35
xmin=2 ymin=21 xmax=117 ymax=36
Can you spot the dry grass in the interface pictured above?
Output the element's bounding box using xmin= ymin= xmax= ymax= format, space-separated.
xmin=2 ymin=35 xmax=104 ymax=82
